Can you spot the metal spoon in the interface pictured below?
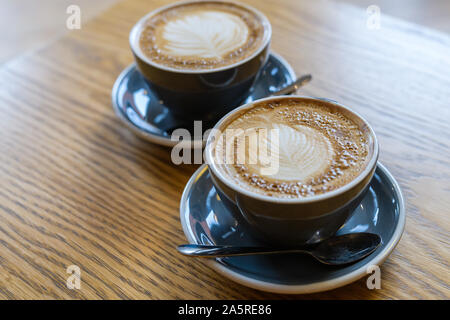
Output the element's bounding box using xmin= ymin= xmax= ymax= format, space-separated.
xmin=178 ymin=232 xmax=381 ymax=266
xmin=271 ymin=74 xmax=312 ymax=96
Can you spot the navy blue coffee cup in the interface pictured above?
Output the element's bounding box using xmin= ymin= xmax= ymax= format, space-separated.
xmin=205 ymin=96 xmax=379 ymax=245
xmin=129 ymin=0 xmax=272 ymax=121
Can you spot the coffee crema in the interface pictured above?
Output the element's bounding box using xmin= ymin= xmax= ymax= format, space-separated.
xmin=138 ymin=1 xmax=268 ymax=70
xmin=212 ymin=98 xmax=371 ymax=198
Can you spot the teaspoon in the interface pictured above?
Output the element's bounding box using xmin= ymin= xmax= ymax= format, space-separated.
xmin=178 ymin=232 xmax=381 ymax=266
xmin=271 ymin=74 xmax=312 ymax=96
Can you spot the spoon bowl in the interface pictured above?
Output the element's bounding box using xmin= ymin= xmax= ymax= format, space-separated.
xmin=310 ymin=233 xmax=382 ymax=265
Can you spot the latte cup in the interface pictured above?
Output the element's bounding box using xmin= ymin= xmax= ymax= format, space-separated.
xmin=205 ymin=96 xmax=379 ymax=245
xmin=129 ymin=0 xmax=272 ymax=121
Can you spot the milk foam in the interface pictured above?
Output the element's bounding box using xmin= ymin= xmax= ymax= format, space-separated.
xmin=213 ymin=99 xmax=370 ymax=198
xmin=159 ymin=11 xmax=249 ymax=59
xmin=259 ymin=123 xmax=335 ymax=181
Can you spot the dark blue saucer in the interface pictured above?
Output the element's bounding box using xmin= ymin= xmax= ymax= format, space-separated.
xmin=112 ymin=53 xmax=296 ymax=147
xmin=180 ymin=163 xmax=405 ymax=294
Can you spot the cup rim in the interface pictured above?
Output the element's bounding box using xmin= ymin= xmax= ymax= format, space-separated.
xmin=129 ymin=0 xmax=272 ymax=74
xmin=205 ymin=95 xmax=380 ymax=204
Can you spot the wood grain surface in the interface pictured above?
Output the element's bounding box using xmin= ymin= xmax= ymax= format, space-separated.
xmin=0 ymin=0 xmax=449 ymax=299
xmin=0 ymin=0 xmax=120 ymax=64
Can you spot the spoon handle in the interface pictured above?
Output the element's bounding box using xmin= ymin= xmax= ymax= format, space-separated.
xmin=271 ymin=74 xmax=312 ymax=96
xmin=177 ymin=244 xmax=309 ymax=257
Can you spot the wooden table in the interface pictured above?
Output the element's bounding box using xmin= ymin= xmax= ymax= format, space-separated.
xmin=0 ymin=0 xmax=448 ymax=299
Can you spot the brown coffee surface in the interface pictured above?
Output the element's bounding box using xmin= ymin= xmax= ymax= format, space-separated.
xmin=138 ymin=1 xmax=267 ymax=70
xmin=213 ymin=98 xmax=371 ymax=198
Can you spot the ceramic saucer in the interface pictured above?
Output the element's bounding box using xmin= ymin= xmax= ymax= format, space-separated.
xmin=112 ymin=53 xmax=296 ymax=147
xmin=180 ymin=163 xmax=405 ymax=294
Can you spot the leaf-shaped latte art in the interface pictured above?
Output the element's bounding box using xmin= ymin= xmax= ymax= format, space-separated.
xmin=245 ymin=123 xmax=335 ymax=181
xmin=213 ymin=102 xmax=370 ymax=197
xmin=160 ymin=11 xmax=249 ymax=58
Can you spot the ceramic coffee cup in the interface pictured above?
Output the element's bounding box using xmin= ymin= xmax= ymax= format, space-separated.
xmin=204 ymin=96 xmax=379 ymax=245
xmin=129 ymin=0 xmax=272 ymax=121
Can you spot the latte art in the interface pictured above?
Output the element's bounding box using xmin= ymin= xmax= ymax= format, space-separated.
xmin=213 ymin=98 xmax=371 ymax=198
xmin=160 ymin=11 xmax=249 ymax=59
xmin=262 ymin=124 xmax=335 ymax=181
xmin=138 ymin=1 xmax=268 ymax=70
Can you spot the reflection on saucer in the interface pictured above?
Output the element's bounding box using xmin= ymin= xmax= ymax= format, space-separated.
xmin=112 ymin=53 xmax=296 ymax=147
xmin=180 ymin=163 xmax=405 ymax=294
